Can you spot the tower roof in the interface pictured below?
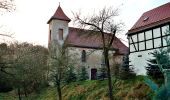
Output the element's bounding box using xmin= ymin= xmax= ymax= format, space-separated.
xmin=47 ymin=5 xmax=71 ymax=24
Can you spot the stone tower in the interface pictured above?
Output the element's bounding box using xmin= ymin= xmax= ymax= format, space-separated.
xmin=47 ymin=4 xmax=71 ymax=47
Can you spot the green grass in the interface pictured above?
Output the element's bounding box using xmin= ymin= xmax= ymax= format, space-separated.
xmin=0 ymin=76 xmax=152 ymax=100
xmin=0 ymin=92 xmax=19 ymax=100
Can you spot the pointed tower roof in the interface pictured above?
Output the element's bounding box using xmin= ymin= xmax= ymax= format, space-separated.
xmin=47 ymin=5 xmax=71 ymax=24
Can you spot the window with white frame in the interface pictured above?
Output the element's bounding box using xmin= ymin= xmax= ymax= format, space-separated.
xmin=138 ymin=32 xmax=144 ymax=41
xmin=139 ymin=42 xmax=145 ymax=50
xmin=163 ymin=35 xmax=170 ymax=46
xmin=154 ymin=38 xmax=162 ymax=48
xmin=146 ymin=40 xmax=153 ymax=49
xmin=145 ymin=30 xmax=152 ymax=40
xmin=162 ymin=25 xmax=170 ymax=36
xmin=129 ymin=36 xmax=132 ymax=43
xmin=131 ymin=34 xmax=137 ymax=42
xmin=130 ymin=43 xmax=138 ymax=52
xmin=153 ymin=28 xmax=161 ymax=38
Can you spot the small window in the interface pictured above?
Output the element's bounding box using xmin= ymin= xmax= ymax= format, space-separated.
xmin=129 ymin=37 xmax=132 ymax=43
xmin=49 ymin=30 xmax=51 ymax=42
xmin=58 ymin=29 xmax=63 ymax=40
xmin=81 ymin=50 xmax=86 ymax=62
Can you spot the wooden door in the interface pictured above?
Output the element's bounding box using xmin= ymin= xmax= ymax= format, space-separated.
xmin=91 ymin=68 xmax=97 ymax=80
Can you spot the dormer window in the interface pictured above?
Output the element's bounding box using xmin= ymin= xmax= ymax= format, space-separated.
xmin=58 ymin=29 xmax=63 ymax=40
xmin=143 ymin=16 xmax=149 ymax=21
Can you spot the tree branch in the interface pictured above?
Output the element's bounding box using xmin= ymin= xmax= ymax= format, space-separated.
xmin=0 ymin=0 xmax=15 ymax=12
xmin=0 ymin=33 xmax=12 ymax=37
xmin=108 ymin=30 xmax=116 ymax=48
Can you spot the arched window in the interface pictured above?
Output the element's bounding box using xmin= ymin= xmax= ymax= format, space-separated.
xmin=81 ymin=50 xmax=86 ymax=62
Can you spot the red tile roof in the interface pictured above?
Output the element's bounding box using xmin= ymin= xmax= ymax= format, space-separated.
xmin=47 ymin=5 xmax=71 ymax=24
xmin=66 ymin=27 xmax=128 ymax=55
xmin=128 ymin=2 xmax=170 ymax=34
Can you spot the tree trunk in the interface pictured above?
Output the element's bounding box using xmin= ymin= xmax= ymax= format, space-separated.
xmin=18 ymin=87 xmax=22 ymax=100
xmin=163 ymin=69 xmax=170 ymax=91
xmin=23 ymin=83 xmax=28 ymax=97
xmin=104 ymin=48 xmax=114 ymax=100
xmin=56 ymin=81 xmax=62 ymax=100
xmin=24 ymin=87 xmax=27 ymax=97
xmin=55 ymin=74 xmax=62 ymax=100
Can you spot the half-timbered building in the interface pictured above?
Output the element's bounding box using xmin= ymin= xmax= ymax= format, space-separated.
xmin=127 ymin=2 xmax=170 ymax=74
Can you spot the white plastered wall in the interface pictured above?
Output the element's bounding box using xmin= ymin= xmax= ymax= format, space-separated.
xmin=129 ymin=50 xmax=154 ymax=75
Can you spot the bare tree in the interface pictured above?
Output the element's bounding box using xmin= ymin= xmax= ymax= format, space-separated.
xmin=49 ymin=43 xmax=76 ymax=100
xmin=0 ymin=0 xmax=15 ymax=12
xmin=0 ymin=0 xmax=15 ymax=39
xmin=73 ymin=7 xmax=123 ymax=100
xmin=0 ymin=0 xmax=15 ymax=38
xmin=49 ymin=45 xmax=66 ymax=100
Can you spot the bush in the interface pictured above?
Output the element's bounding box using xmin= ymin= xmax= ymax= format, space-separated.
xmin=145 ymin=75 xmax=170 ymax=99
xmin=154 ymin=85 xmax=170 ymax=100
xmin=0 ymin=73 xmax=13 ymax=92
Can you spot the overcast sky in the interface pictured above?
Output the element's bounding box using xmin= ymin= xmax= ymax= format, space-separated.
xmin=0 ymin=0 xmax=170 ymax=47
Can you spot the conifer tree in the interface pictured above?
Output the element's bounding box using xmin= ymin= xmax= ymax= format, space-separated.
xmin=145 ymin=48 xmax=170 ymax=99
xmin=146 ymin=54 xmax=164 ymax=79
xmin=119 ymin=54 xmax=135 ymax=79
xmin=98 ymin=66 xmax=107 ymax=80
xmin=65 ymin=65 xmax=77 ymax=84
xmin=78 ymin=66 xmax=88 ymax=81
xmin=146 ymin=48 xmax=170 ymax=79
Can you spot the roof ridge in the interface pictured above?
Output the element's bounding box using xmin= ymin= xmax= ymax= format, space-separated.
xmin=143 ymin=2 xmax=170 ymax=15
xmin=69 ymin=27 xmax=115 ymax=35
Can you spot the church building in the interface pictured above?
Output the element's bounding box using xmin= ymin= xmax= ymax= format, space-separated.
xmin=127 ymin=2 xmax=170 ymax=74
xmin=47 ymin=5 xmax=128 ymax=79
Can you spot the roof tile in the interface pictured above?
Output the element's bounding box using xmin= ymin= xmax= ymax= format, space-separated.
xmin=66 ymin=27 xmax=128 ymax=55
